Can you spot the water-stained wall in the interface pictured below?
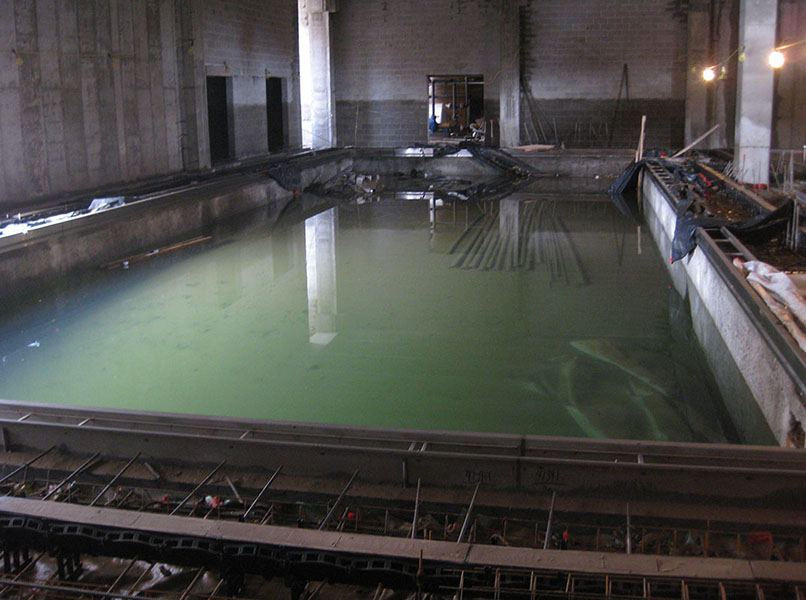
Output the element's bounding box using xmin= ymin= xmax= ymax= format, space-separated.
xmin=519 ymin=0 xmax=688 ymax=149
xmin=0 ymin=0 xmax=301 ymax=212
xmin=331 ymin=0 xmax=506 ymax=148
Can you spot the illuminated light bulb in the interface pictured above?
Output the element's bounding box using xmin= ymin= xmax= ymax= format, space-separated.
xmin=702 ymin=67 xmax=716 ymax=81
xmin=769 ymin=50 xmax=785 ymax=69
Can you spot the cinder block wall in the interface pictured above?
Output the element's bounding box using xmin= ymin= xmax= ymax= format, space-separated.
xmin=203 ymin=0 xmax=302 ymax=156
xmin=330 ymin=0 xmax=688 ymax=150
xmin=331 ymin=0 xmax=503 ymax=148
xmin=520 ymin=0 xmax=687 ymax=149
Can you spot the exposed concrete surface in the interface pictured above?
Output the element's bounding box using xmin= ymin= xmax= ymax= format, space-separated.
xmin=300 ymin=1 xmax=336 ymax=149
xmin=498 ymin=0 xmax=520 ymax=148
xmin=0 ymin=0 xmax=301 ymax=212
xmin=510 ymin=149 xmax=634 ymax=178
xmin=0 ymin=1 xmax=183 ymax=209
xmin=331 ymin=0 xmax=504 ymax=148
xmin=203 ymin=0 xmax=302 ymax=155
xmin=734 ymin=0 xmax=777 ymax=185
xmin=0 ymin=152 xmax=351 ymax=308
xmin=641 ymin=171 xmax=804 ymax=446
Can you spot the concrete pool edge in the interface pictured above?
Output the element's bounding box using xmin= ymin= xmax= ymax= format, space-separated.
xmin=0 ymin=397 xmax=804 ymax=509
xmin=0 ymin=146 xmax=629 ymax=307
xmin=0 ymin=150 xmax=353 ymax=308
xmin=640 ymin=166 xmax=806 ymax=447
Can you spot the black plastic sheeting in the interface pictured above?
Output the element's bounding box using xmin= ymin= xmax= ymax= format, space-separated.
xmin=432 ymin=141 xmax=536 ymax=176
xmin=609 ymin=158 xmax=793 ymax=262
xmin=310 ymin=142 xmax=535 ymax=206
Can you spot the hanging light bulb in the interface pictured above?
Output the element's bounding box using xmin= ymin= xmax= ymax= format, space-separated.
xmin=702 ymin=67 xmax=716 ymax=81
xmin=769 ymin=50 xmax=785 ymax=69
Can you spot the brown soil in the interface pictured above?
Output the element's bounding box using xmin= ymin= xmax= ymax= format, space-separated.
xmin=744 ymin=241 xmax=806 ymax=272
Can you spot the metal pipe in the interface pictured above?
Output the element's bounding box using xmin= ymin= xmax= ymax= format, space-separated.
xmin=170 ymin=460 xmax=226 ymax=516
xmin=243 ymin=465 xmax=283 ymax=520
xmin=543 ymin=491 xmax=557 ymax=550
xmin=0 ymin=577 xmax=145 ymax=600
xmin=626 ymin=502 xmax=632 ymax=554
xmin=319 ymin=469 xmax=360 ymax=530
xmin=456 ymin=482 xmax=480 ymax=544
xmin=178 ymin=568 xmax=206 ymax=600
xmin=105 ymin=558 xmax=139 ymax=594
xmin=42 ymin=452 xmax=101 ymax=501
xmin=225 ymin=475 xmax=243 ymax=504
xmin=90 ymin=452 xmax=141 ymax=506
xmin=0 ymin=551 xmax=44 ymax=597
xmin=411 ymin=478 xmax=421 ymax=540
xmin=0 ymin=446 xmax=54 ymax=486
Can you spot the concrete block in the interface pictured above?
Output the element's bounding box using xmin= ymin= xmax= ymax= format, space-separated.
xmin=60 ymin=86 xmax=88 ymax=190
xmin=0 ymin=11 xmax=19 ymax=90
xmin=0 ymin=88 xmax=26 ymax=205
xmin=80 ymin=56 xmax=102 ymax=180
xmin=58 ymin=0 xmax=79 ymax=53
xmin=36 ymin=0 xmax=60 ymax=87
xmin=13 ymin=0 xmax=38 ymax=53
xmin=77 ymin=1 xmax=95 ymax=54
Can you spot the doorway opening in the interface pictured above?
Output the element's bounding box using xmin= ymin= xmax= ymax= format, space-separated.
xmin=267 ymin=77 xmax=285 ymax=152
xmin=427 ymin=75 xmax=484 ymax=142
xmin=206 ymin=76 xmax=232 ymax=163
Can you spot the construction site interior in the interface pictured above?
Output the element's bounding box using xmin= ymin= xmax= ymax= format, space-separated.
xmin=0 ymin=1 xmax=805 ymax=599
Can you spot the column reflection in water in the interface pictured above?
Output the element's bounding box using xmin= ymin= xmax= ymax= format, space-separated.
xmin=304 ymin=208 xmax=338 ymax=345
xmin=500 ymin=198 xmax=519 ymax=240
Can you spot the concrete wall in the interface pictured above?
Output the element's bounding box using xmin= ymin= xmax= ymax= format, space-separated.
xmin=521 ymin=0 xmax=687 ymax=149
xmin=330 ymin=0 xmax=688 ymax=149
xmin=773 ymin=0 xmax=806 ymax=150
xmin=203 ymin=0 xmax=302 ymax=156
xmin=0 ymin=150 xmax=352 ymax=309
xmin=0 ymin=0 xmax=302 ymax=212
xmin=331 ymin=0 xmax=504 ymax=148
xmin=641 ymin=170 xmax=801 ymax=447
xmin=0 ymin=0 xmax=183 ymax=211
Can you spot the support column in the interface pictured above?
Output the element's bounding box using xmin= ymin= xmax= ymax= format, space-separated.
xmin=305 ymin=207 xmax=338 ymax=345
xmin=299 ymin=0 xmax=336 ymax=149
xmin=734 ymin=0 xmax=777 ymax=185
xmin=498 ymin=0 xmax=520 ymax=147
xmin=684 ymin=0 xmax=711 ymax=146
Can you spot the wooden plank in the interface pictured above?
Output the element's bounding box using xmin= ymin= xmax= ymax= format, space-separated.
xmin=100 ymin=235 xmax=211 ymax=269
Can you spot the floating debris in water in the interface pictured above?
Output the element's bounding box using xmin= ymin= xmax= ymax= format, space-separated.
xmin=27 ymin=341 xmax=40 ymax=348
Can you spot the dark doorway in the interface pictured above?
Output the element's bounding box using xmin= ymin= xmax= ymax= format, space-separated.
xmin=266 ymin=77 xmax=284 ymax=152
xmin=207 ymin=76 xmax=231 ymax=163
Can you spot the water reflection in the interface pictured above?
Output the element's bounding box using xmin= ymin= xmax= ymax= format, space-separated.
xmin=0 ymin=194 xmax=776 ymax=443
xmin=305 ymin=208 xmax=338 ymax=345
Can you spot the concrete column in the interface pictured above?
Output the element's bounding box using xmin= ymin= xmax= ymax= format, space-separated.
xmin=498 ymin=0 xmax=520 ymax=147
xmin=734 ymin=0 xmax=777 ymax=185
xmin=299 ymin=0 xmax=335 ymax=149
xmin=305 ymin=207 xmax=338 ymax=345
xmin=684 ymin=1 xmax=711 ymax=146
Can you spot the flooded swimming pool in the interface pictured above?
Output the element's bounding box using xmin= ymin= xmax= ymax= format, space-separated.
xmin=0 ymin=184 xmax=775 ymax=443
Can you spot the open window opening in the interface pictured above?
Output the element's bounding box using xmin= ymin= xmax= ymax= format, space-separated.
xmin=206 ymin=76 xmax=233 ymax=163
xmin=428 ymin=75 xmax=484 ymax=142
xmin=266 ymin=77 xmax=285 ymax=153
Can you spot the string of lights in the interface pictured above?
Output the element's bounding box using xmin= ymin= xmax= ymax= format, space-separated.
xmin=702 ymin=38 xmax=805 ymax=82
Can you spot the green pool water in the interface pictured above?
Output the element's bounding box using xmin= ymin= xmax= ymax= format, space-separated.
xmin=0 ymin=188 xmax=774 ymax=443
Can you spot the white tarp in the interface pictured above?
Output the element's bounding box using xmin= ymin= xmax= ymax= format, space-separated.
xmin=734 ymin=258 xmax=806 ymax=352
